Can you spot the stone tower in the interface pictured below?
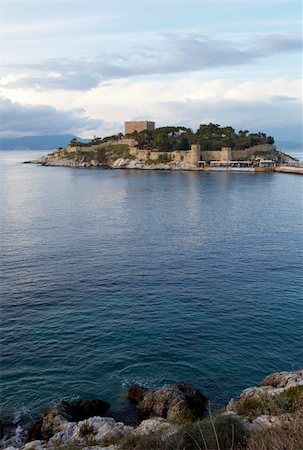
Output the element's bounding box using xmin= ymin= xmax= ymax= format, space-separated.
xmin=125 ymin=121 xmax=155 ymax=134
xmin=190 ymin=144 xmax=201 ymax=167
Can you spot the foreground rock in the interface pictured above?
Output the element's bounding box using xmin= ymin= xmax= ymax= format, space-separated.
xmin=29 ymin=399 xmax=110 ymax=440
xmin=28 ymin=155 xmax=194 ymax=171
xmin=1 ymin=371 xmax=302 ymax=450
xmin=127 ymin=382 xmax=208 ymax=421
xmin=226 ymin=369 xmax=303 ymax=430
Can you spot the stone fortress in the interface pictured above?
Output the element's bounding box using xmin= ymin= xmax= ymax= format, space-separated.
xmin=64 ymin=120 xmax=277 ymax=169
xmin=33 ymin=120 xmax=302 ymax=173
xmin=120 ymin=121 xmax=276 ymax=167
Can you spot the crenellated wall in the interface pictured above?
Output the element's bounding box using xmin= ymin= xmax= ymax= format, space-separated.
xmin=231 ymin=144 xmax=276 ymax=160
xmin=64 ymin=141 xmax=276 ymax=167
xmin=129 ymin=148 xmax=192 ymax=163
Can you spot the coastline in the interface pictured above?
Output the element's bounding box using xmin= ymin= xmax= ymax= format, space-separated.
xmin=1 ymin=370 xmax=302 ymax=450
xmin=27 ymin=155 xmax=303 ymax=175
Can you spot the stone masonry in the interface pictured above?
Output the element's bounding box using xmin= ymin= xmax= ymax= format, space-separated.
xmin=125 ymin=121 xmax=155 ymax=134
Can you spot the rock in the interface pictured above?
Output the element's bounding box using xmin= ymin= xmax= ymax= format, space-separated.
xmin=73 ymin=417 xmax=132 ymax=443
xmin=252 ymin=414 xmax=285 ymax=429
xmin=126 ymin=384 xmax=149 ymax=403
xmin=39 ymin=399 xmax=110 ymax=439
xmin=132 ymin=418 xmax=178 ymax=436
xmin=48 ymin=428 xmax=76 ymax=445
xmin=260 ymin=370 xmax=303 ymax=389
xmin=27 ymin=420 xmax=42 ymax=442
xmin=226 ymin=369 xmax=303 ymax=431
xmin=127 ymin=382 xmax=208 ymax=421
xmin=23 ymin=440 xmax=44 ymax=450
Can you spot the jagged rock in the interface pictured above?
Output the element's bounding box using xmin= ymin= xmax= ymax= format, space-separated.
xmin=132 ymin=418 xmax=178 ymax=436
xmin=23 ymin=440 xmax=44 ymax=450
xmin=126 ymin=384 xmax=149 ymax=403
xmin=48 ymin=429 xmax=76 ymax=445
xmin=127 ymin=382 xmax=207 ymax=421
xmin=39 ymin=399 xmax=110 ymax=439
xmin=72 ymin=417 xmax=132 ymax=443
xmin=260 ymin=370 xmax=303 ymax=388
xmin=226 ymin=369 xmax=303 ymax=431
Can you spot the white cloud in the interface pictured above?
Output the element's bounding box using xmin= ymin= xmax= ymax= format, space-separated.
xmin=1 ymin=33 xmax=301 ymax=91
xmin=0 ymin=74 xmax=301 ymax=139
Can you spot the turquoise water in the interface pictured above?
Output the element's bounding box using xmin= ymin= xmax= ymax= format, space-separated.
xmin=0 ymin=151 xmax=302 ymax=423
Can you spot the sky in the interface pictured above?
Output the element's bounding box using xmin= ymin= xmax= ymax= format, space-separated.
xmin=0 ymin=0 xmax=302 ymax=141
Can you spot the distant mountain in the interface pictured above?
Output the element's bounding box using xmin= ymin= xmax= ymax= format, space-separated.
xmin=0 ymin=135 xmax=90 ymax=150
xmin=276 ymin=140 xmax=303 ymax=152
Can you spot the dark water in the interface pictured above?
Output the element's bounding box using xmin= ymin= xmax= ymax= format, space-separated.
xmin=1 ymin=151 xmax=302 ymax=423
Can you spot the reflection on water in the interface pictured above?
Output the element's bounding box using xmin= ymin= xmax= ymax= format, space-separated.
xmin=0 ymin=151 xmax=302 ymax=422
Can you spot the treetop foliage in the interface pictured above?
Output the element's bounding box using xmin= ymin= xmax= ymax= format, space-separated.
xmin=70 ymin=123 xmax=274 ymax=151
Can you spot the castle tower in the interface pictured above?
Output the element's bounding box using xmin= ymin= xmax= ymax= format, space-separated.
xmin=221 ymin=147 xmax=232 ymax=161
xmin=190 ymin=144 xmax=201 ymax=167
xmin=125 ymin=121 xmax=155 ymax=135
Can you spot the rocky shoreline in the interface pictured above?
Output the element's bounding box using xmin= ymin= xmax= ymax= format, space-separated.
xmin=1 ymin=370 xmax=302 ymax=450
xmin=26 ymin=155 xmax=196 ymax=171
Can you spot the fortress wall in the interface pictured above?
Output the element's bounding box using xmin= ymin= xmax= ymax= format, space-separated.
xmin=129 ymin=148 xmax=150 ymax=159
xmin=170 ymin=151 xmax=192 ymax=163
xmin=200 ymin=148 xmax=232 ymax=162
xmin=231 ymin=144 xmax=276 ymax=160
xmin=118 ymin=138 xmax=137 ymax=147
xmin=129 ymin=148 xmax=191 ymax=163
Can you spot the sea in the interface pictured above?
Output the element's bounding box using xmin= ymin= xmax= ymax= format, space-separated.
xmin=0 ymin=150 xmax=302 ymax=426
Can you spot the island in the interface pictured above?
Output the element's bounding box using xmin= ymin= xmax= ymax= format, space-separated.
xmin=29 ymin=121 xmax=299 ymax=173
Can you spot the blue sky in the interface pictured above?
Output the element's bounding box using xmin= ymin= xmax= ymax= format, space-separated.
xmin=0 ymin=0 xmax=302 ymax=141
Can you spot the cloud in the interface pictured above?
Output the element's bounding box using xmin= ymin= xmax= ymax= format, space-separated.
xmin=0 ymin=75 xmax=301 ymax=140
xmin=0 ymin=97 xmax=101 ymax=137
xmin=270 ymin=95 xmax=298 ymax=102
xmin=253 ymin=34 xmax=302 ymax=55
xmin=1 ymin=33 xmax=301 ymax=91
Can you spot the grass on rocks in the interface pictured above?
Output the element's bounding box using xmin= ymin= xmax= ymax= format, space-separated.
xmin=246 ymin=409 xmax=303 ymax=450
xmin=46 ymin=411 xmax=303 ymax=450
xmin=235 ymin=385 xmax=303 ymax=419
xmin=120 ymin=414 xmax=247 ymax=450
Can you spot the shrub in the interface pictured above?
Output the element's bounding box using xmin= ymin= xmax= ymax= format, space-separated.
xmin=78 ymin=421 xmax=95 ymax=438
xmin=66 ymin=151 xmax=76 ymax=159
xmin=120 ymin=432 xmax=167 ymax=450
xmin=178 ymin=414 xmax=247 ymax=450
xmin=109 ymin=144 xmax=134 ymax=159
xmin=120 ymin=414 xmax=247 ymax=450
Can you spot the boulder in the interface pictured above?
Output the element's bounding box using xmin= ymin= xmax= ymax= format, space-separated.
xmin=73 ymin=416 xmax=131 ymax=442
xmin=127 ymin=382 xmax=208 ymax=421
xmin=36 ymin=399 xmax=110 ymax=439
xmin=132 ymin=418 xmax=178 ymax=436
xmin=126 ymin=384 xmax=149 ymax=403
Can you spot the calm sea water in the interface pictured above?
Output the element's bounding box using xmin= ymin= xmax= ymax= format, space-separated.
xmin=0 ymin=150 xmax=302 ymax=423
